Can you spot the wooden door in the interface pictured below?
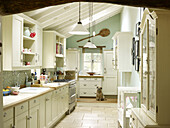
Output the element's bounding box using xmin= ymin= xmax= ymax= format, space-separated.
xmin=103 ymin=51 xmax=118 ymax=95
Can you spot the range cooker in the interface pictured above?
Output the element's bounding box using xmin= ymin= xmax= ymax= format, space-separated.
xmin=53 ymin=79 xmax=76 ymax=114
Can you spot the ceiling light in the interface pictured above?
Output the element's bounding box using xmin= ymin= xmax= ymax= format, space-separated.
xmin=84 ymin=40 xmax=93 ymax=48
xmin=69 ymin=2 xmax=89 ymax=35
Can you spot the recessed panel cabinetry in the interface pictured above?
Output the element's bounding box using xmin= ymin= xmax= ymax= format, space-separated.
xmin=43 ymin=31 xmax=66 ymax=68
xmin=112 ymin=32 xmax=133 ymax=72
xmin=2 ymin=14 xmax=42 ymax=70
xmin=130 ymin=9 xmax=170 ymax=128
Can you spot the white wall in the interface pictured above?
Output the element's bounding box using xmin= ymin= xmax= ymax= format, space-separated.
xmin=120 ymin=6 xmax=141 ymax=87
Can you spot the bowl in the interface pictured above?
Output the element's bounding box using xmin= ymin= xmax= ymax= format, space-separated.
xmin=3 ymin=89 xmax=11 ymax=96
xmin=87 ymin=72 xmax=96 ymax=76
xmin=11 ymin=87 xmax=20 ymax=95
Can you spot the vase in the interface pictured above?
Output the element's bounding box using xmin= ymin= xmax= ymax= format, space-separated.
xmin=24 ymin=27 xmax=30 ymax=37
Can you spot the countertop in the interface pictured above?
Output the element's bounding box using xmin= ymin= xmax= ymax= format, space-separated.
xmin=78 ymin=75 xmax=104 ymax=78
xmin=131 ymin=108 xmax=158 ymax=127
xmin=3 ymin=82 xmax=69 ymax=109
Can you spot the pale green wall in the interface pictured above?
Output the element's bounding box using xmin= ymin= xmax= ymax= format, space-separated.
xmin=66 ymin=13 xmax=121 ymax=50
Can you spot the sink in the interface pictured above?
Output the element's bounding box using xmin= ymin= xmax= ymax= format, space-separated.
xmin=19 ymin=87 xmax=50 ymax=94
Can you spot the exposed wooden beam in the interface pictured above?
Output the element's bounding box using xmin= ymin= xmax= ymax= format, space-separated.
xmin=0 ymin=0 xmax=170 ymax=15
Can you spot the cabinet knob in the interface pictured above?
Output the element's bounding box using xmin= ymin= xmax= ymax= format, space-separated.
xmin=84 ymin=84 xmax=86 ymax=86
xmin=34 ymin=100 xmax=36 ymax=103
xmin=3 ymin=112 xmax=7 ymax=117
xmin=132 ymin=118 xmax=135 ymax=121
xmin=94 ymin=85 xmax=97 ymax=86
xmin=46 ymin=98 xmax=50 ymax=101
xmin=21 ymin=106 xmax=24 ymax=109
xmin=27 ymin=116 xmax=32 ymax=120
xmin=83 ymin=92 xmax=87 ymax=94
xmin=12 ymin=125 xmax=16 ymax=128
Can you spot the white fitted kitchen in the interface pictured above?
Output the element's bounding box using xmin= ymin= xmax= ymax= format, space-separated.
xmin=1 ymin=2 xmax=170 ymax=128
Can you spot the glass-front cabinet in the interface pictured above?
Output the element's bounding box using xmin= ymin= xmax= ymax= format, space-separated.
xmin=141 ymin=11 xmax=157 ymax=121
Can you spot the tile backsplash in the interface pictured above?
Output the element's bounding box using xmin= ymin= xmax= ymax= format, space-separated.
xmin=2 ymin=70 xmax=31 ymax=88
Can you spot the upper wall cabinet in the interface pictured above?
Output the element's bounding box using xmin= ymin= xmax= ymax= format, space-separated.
xmin=112 ymin=32 xmax=133 ymax=72
xmin=2 ymin=14 xmax=43 ymax=71
xmin=43 ymin=31 xmax=66 ymax=68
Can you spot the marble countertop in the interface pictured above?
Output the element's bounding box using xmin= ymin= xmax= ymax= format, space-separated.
xmin=3 ymin=82 xmax=69 ymax=109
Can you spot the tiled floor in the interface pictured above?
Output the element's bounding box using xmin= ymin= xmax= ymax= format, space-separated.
xmin=54 ymin=103 xmax=118 ymax=128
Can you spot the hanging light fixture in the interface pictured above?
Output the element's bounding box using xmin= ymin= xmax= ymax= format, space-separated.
xmin=69 ymin=2 xmax=89 ymax=35
xmin=84 ymin=2 xmax=97 ymax=48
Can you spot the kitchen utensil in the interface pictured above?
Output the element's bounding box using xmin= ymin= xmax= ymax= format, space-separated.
xmin=24 ymin=27 xmax=30 ymax=37
xmin=77 ymin=28 xmax=110 ymax=42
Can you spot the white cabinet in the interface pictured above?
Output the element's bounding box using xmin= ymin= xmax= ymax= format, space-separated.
xmin=112 ymin=32 xmax=133 ymax=72
xmin=15 ymin=111 xmax=28 ymax=128
xmin=3 ymin=107 xmax=14 ymax=128
xmin=79 ymin=78 xmax=102 ymax=97
xmin=43 ymin=31 xmax=66 ymax=68
xmin=52 ymin=90 xmax=59 ymax=121
xmin=66 ymin=49 xmax=80 ymax=72
xmin=39 ymin=95 xmax=46 ymax=128
xmin=103 ymin=50 xmax=118 ymax=95
xmin=2 ymin=14 xmax=42 ymax=71
xmin=35 ymin=25 xmax=42 ymax=67
xmin=45 ymin=92 xmax=52 ymax=127
xmin=2 ymin=15 xmax=23 ymax=70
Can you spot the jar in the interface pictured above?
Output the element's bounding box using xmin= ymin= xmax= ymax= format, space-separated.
xmin=24 ymin=27 xmax=30 ymax=37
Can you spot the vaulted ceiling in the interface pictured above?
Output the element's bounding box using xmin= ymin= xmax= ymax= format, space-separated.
xmin=23 ymin=2 xmax=123 ymax=38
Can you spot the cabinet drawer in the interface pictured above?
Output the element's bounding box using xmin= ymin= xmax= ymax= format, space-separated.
xmin=3 ymin=107 xmax=13 ymax=122
xmin=29 ymin=97 xmax=40 ymax=108
xmin=131 ymin=112 xmax=138 ymax=127
xmin=80 ymin=82 xmax=101 ymax=89
xmin=15 ymin=102 xmax=28 ymax=116
xmin=79 ymin=78 xmax=90 ymax=81
xmin=80 ymin=88 xmax=96 ymax=97
xmin=91 ymin=78 xmax=102 ymax=81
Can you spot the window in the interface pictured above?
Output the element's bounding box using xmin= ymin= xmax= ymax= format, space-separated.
xmin=83 ymin=53 xmax=102 ymax=74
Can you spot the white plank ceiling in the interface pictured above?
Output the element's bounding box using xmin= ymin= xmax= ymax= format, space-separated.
xmin=24 ymin=2 xmax=123 ymax=38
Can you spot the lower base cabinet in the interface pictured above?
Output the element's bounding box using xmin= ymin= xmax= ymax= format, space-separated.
xmin=3 ymin=85 xmax=69 ymax=128
xmin=15 ymin=111 xmax=28 ymax=128
xmin=3 ymin=119 xmax=13 ymax=128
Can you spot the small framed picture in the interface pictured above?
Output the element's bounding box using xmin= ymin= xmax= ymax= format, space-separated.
xmin=132 ymin=37 xmax=135 ymax=65
xmin=135 ymin=22 xmax=141 ymax=36
xmin=135 ymin=58 xmax=140 ymax=72
xmin=135 ymin=40 xmax=139 ymax=56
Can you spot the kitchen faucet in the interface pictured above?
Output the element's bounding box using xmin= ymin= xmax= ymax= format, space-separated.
xmin=15 ymin=73 xmax=21 ymax=87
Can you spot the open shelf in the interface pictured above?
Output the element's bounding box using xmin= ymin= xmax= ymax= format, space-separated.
xmin=56 ymin=54 xmax=64 ymax=58
xmin=23 ymin=35 xmax=35 ymax=41
xmin=22 ymin=52 xmax=36 ymax=55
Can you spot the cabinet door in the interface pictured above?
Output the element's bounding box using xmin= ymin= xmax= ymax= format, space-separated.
xmin=103 ymin=51 xmax=117 ymax=95
xmin=66 ymin=50 xmax=79 ymax=71
xmin=52 ymin=97 xmax=58 ymax=121
xmin=35 ymin=25 xmax=42 ymax=66
xmin=4 ymin=119 xmax=13 ymax=128
xmin=148 ymin=19 xmax=156 ymax=116
xmin=45 ymin=93 xmax=52 ymax=127
xmin=141 ymin=20 xmax=148 ymax=110
xmin=12 ymin=15 xmax=23 ymax=67
xmin=39 ymin=95 xmax=45 ymax=128
xmin=29 ymin=106 xmax=40 ymax=128
xmin=15 ymin=111 xmax=28 ymax=128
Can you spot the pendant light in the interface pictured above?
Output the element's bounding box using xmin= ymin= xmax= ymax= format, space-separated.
xmin=84 ymin=3 xmax=97 ymax=48
xmin=69 ymin=2 xmax=89 ymax=35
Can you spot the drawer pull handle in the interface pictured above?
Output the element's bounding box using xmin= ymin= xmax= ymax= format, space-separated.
xmin=21 ymin=106 xmax=24 ymax=109
xmin=34 ymin=100 xmax=36 ymax=103
xmin=94 ymin=85 xmax=97 ymax=86
xmin=56 ymin=91 xmax=57 ymax=93
xmin=83 ymin=92 xmax=87 ymax=94
xmin=46 ymin=98 xmax=50 ymax=101
xmin=27 ymin=116 xmax=32 ymax=120
xmin=3 ymin=112 xmax=7 ymax=117
xmin=84 ymin=84 xmax=86 ymax=86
